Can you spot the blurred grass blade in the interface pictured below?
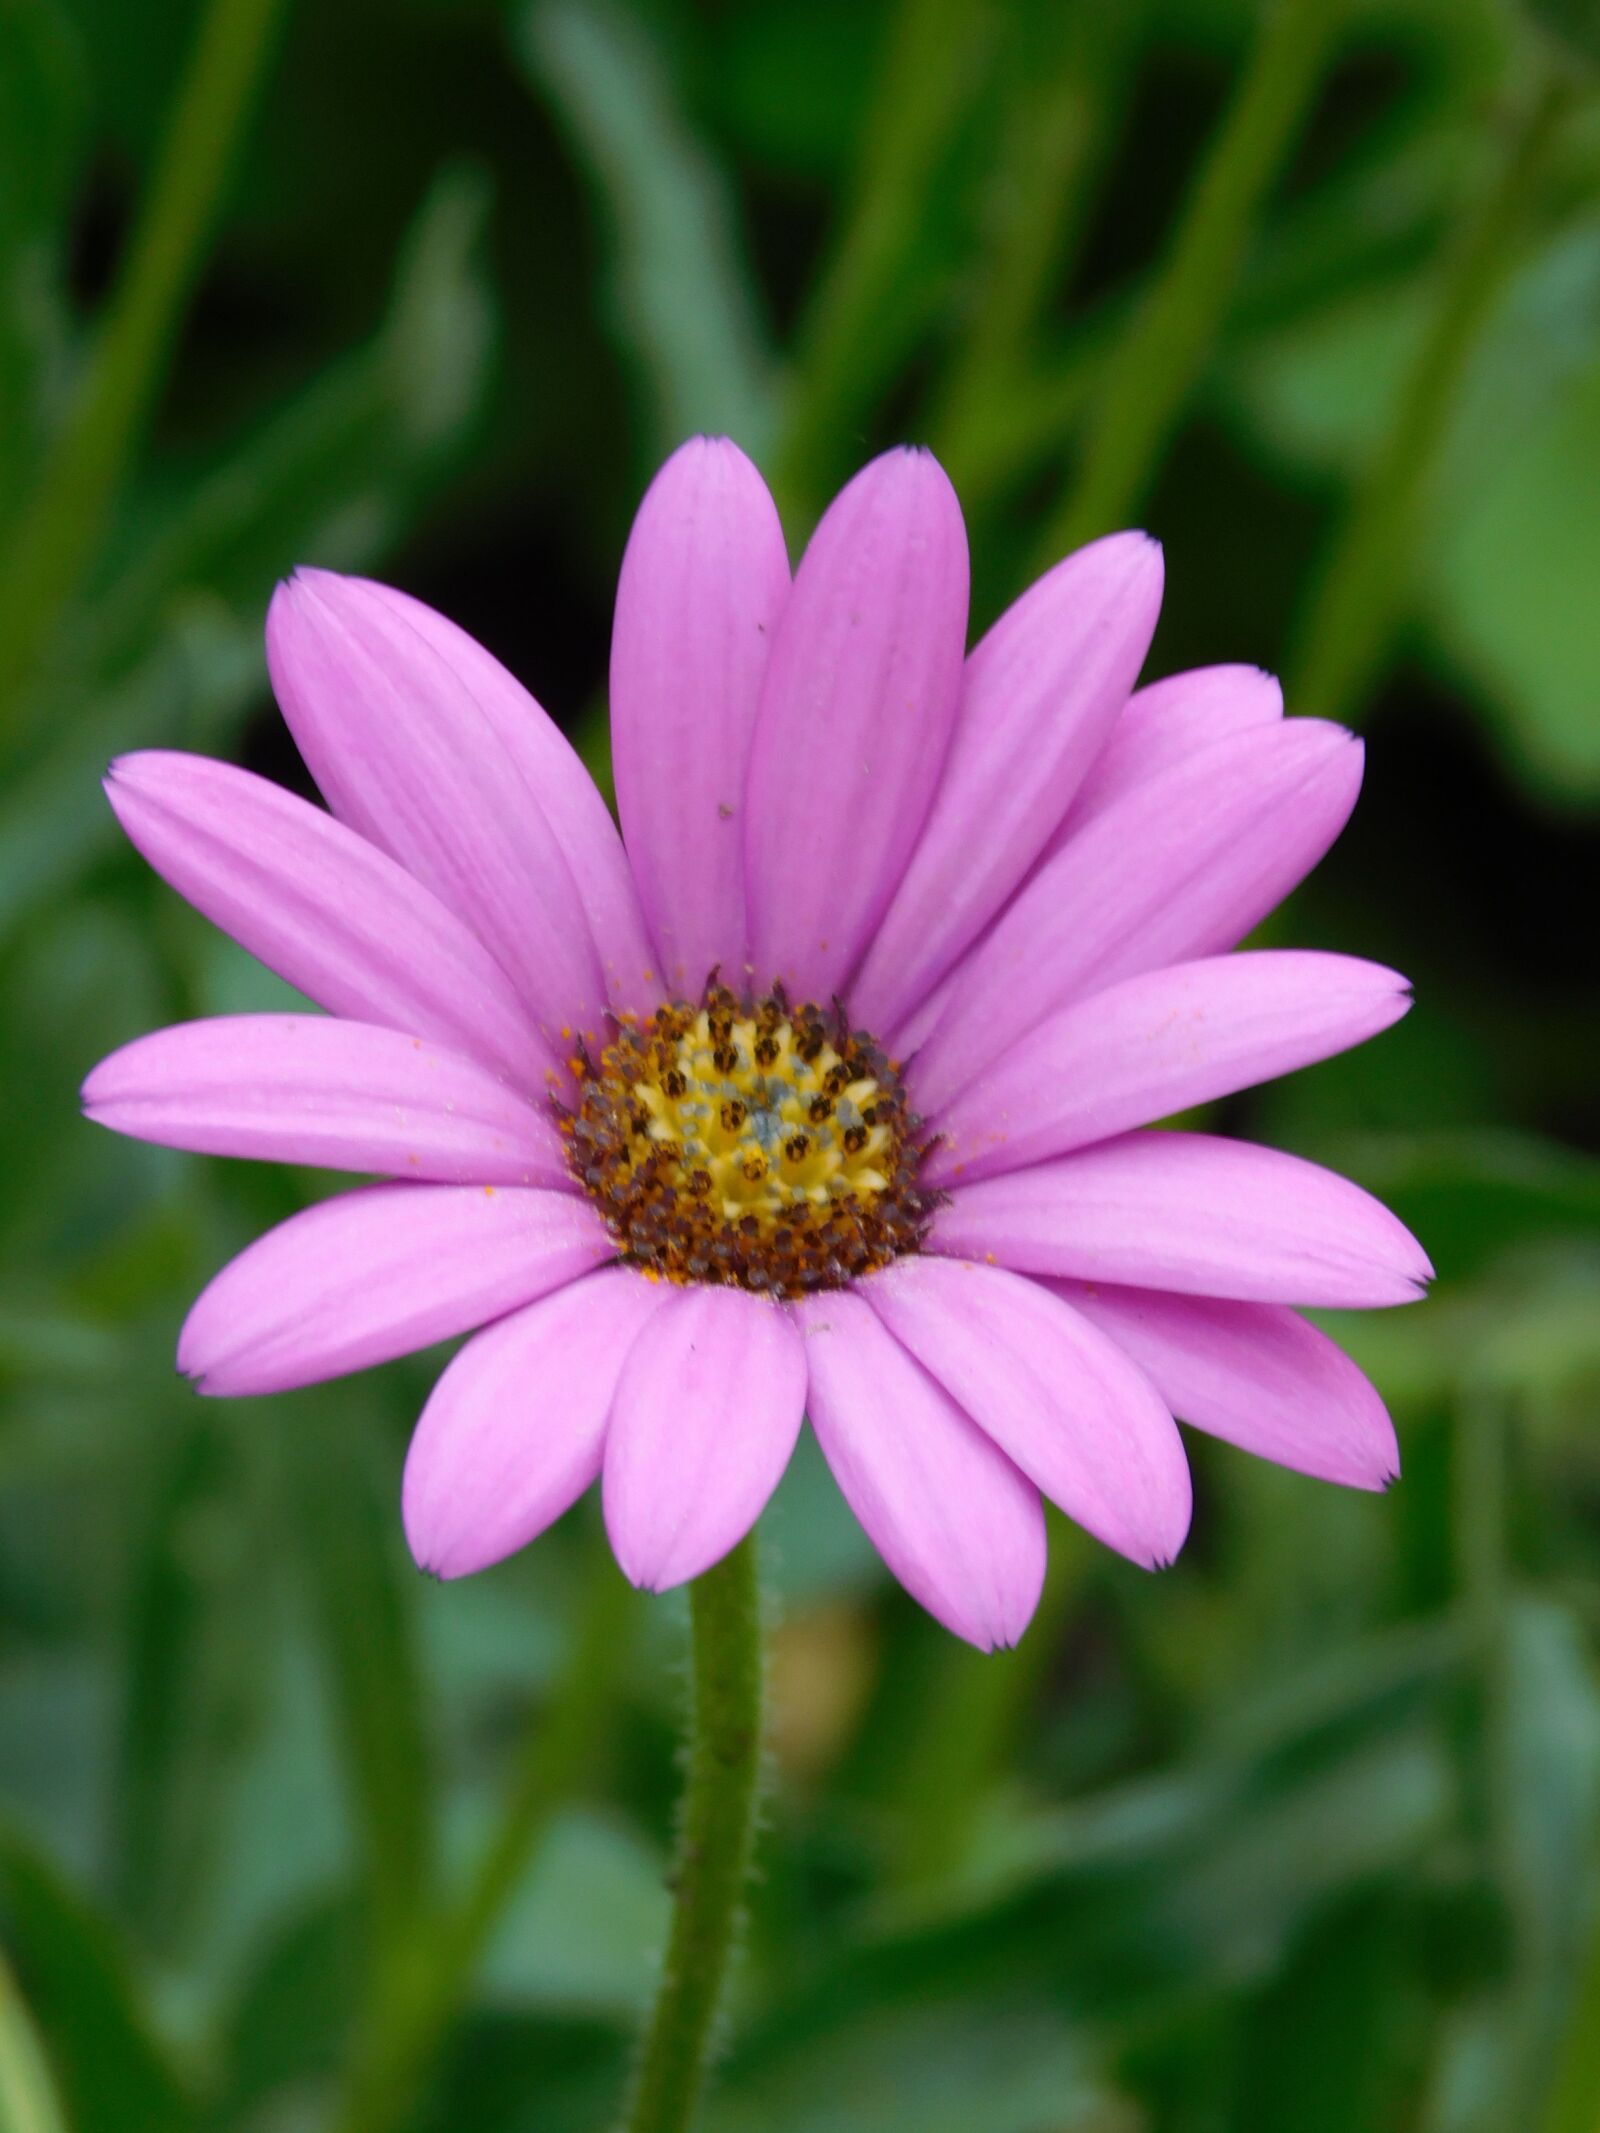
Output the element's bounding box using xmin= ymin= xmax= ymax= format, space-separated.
xmin=706 ymin=1997 xmax=1113 ymax=2133
xmin=0 ymin=1954 xmax=69 ymax=2133
xmin=283 ymin=1386 xmax=434 ymax=1959
xmin=1547 ymin=1872 xmax=1600 ymax=2132
xmin=1418 ymin=1596 xmax=1600 ymax=2132
xmin=1289 ymin=65 xmax=1574 ymax=726
xmin=0 ymin=0 xmax=292 ymax=734
xmin=1231 ymin=1891 xmax=1416 ymax=2133
xmin=773 ymin=0 xmax=994 ymax=522
xmin=110 ymin=1413 xmax=263 ymax=1957
xmin=87 ymin=164 xmax=497 ymax=666
xmin=928 ymin=1 xmax=1142 ymax=506
xmin=520 ymin=0 xmax=776 ymax=461
xmin=735 ymin=1672 xmax=1458 ymax=2070
xmin=0 ymin=1825 xmax=194 ymax=2133
xmin=0 ymin=168 xmax=495 ymax=955
xmin=332 ymin=1542 xmax=637 ymax=2133
xmin=1038 ymin=0 xmax=1345 ymax=564
xmin=0 ymin=0 xmax=86 ymax=522
xmin=1499 ymin=1599 xmax=1600 ymax=2122
xmin=886 ymin=1519 xmax=1091 ymax=1894
xmin=0 ymin=608 xmax=259 ymax=952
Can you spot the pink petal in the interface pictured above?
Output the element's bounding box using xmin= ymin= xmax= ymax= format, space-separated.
xmin=864 ymin=1257 xmax=1191 ymax=1570
xmin=851 ymin=532 xmax=1162 ymax=1033
xmin=925 ymin=951 xmax=1411 ymax=1186
xmin=105 ymin=753 xmax=549 ymax=1088
xmin=179 ymin=1184 xmax=612 ymax=1396
xmin=743 ymin=448 xmax=969 ymax=1002
xmin=83 ymin=1015 xmax=570 ymax=1186
xmin=1049 ymin=1280 xmax=1399 ymax=1490
xmin=602 ymin=1286 xmax=806 ymax=1590
xmin=266 ymin=572 xmax=611 ymax=1041
xmin=932 ymin=1131 xmax=1434 ymax=1307
xmin=907 ymin=720 xmax=1363 ymax=1111
xmin=610 ymin=437 xmax=790 ymax=994
xmin=794 ymin=1289 xmax=1045 ymax=1648
xmin=356 ymin=578 xmax=659 ymax=1022
xmin=1054 ymin=663 xmax=1282 ymax=839
xmin=403 ymin=1264 xmax=670 ymax=1578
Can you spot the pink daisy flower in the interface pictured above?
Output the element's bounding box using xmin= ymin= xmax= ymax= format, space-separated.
xmin=83 ymin=440 xmax=1429 ymax=1649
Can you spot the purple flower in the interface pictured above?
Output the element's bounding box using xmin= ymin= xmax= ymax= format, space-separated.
xmin=83 ymin=440 xmax=1429 ymax=1649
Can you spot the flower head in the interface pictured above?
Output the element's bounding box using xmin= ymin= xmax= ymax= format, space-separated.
xmin=83 ymin=439 xmax=1429 ymax=1648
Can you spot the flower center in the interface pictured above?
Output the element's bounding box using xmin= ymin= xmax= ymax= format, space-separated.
xmin=560 ymin=981 xmax=934 ymax=1295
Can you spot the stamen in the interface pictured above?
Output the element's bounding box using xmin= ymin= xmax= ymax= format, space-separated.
xmin=560 ymin=979 xmax=936 ymax=1295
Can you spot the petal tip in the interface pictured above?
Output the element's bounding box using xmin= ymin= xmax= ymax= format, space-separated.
xmin=611 ymin=1540 xmax=674 ymax=1595
xmin=868 ymin=440 xmax=959 ymax=498
xmin=269 ymin=565 xmax=351 ymax=639
xmin=1123 ymin=526 xmax=1164 ymax=565
xmin=402 ymin=1526 xmax=472 ymax=1582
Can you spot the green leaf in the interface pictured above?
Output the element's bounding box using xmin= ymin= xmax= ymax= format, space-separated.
xmin=0 ymin=1823 xmax=194 ymax=2133
xmin=518 ymin=0 xmax=776 ymax=460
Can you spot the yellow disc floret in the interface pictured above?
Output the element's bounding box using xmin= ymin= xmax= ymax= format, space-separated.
xmin=560 ymin=981 xmax=935 ymax=1296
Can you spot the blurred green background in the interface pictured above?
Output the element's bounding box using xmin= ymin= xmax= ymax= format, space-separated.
xmin=3 ymin=0 xmax=1600 ymax=2127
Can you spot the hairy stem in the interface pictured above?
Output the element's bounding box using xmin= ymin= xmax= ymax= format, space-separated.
xmin=621 ymin=1533 xmax=765 ymax=2133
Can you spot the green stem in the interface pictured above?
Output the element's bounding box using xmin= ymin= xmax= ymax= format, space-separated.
xmin=622 ymin=1533 xmax=765 ymax=2133
xmin=330 ymin=1547 xmax=636 ymax=2133
xmin=1036 ymin=0 xmax=1342 ymax=565
xmin=0 ymin=0 xmax=290 ymax=731
xmin=770 ymin=0 xmax=991 ymax=527
xmin=1288 ymin=67 xmax=1570 ymax=727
